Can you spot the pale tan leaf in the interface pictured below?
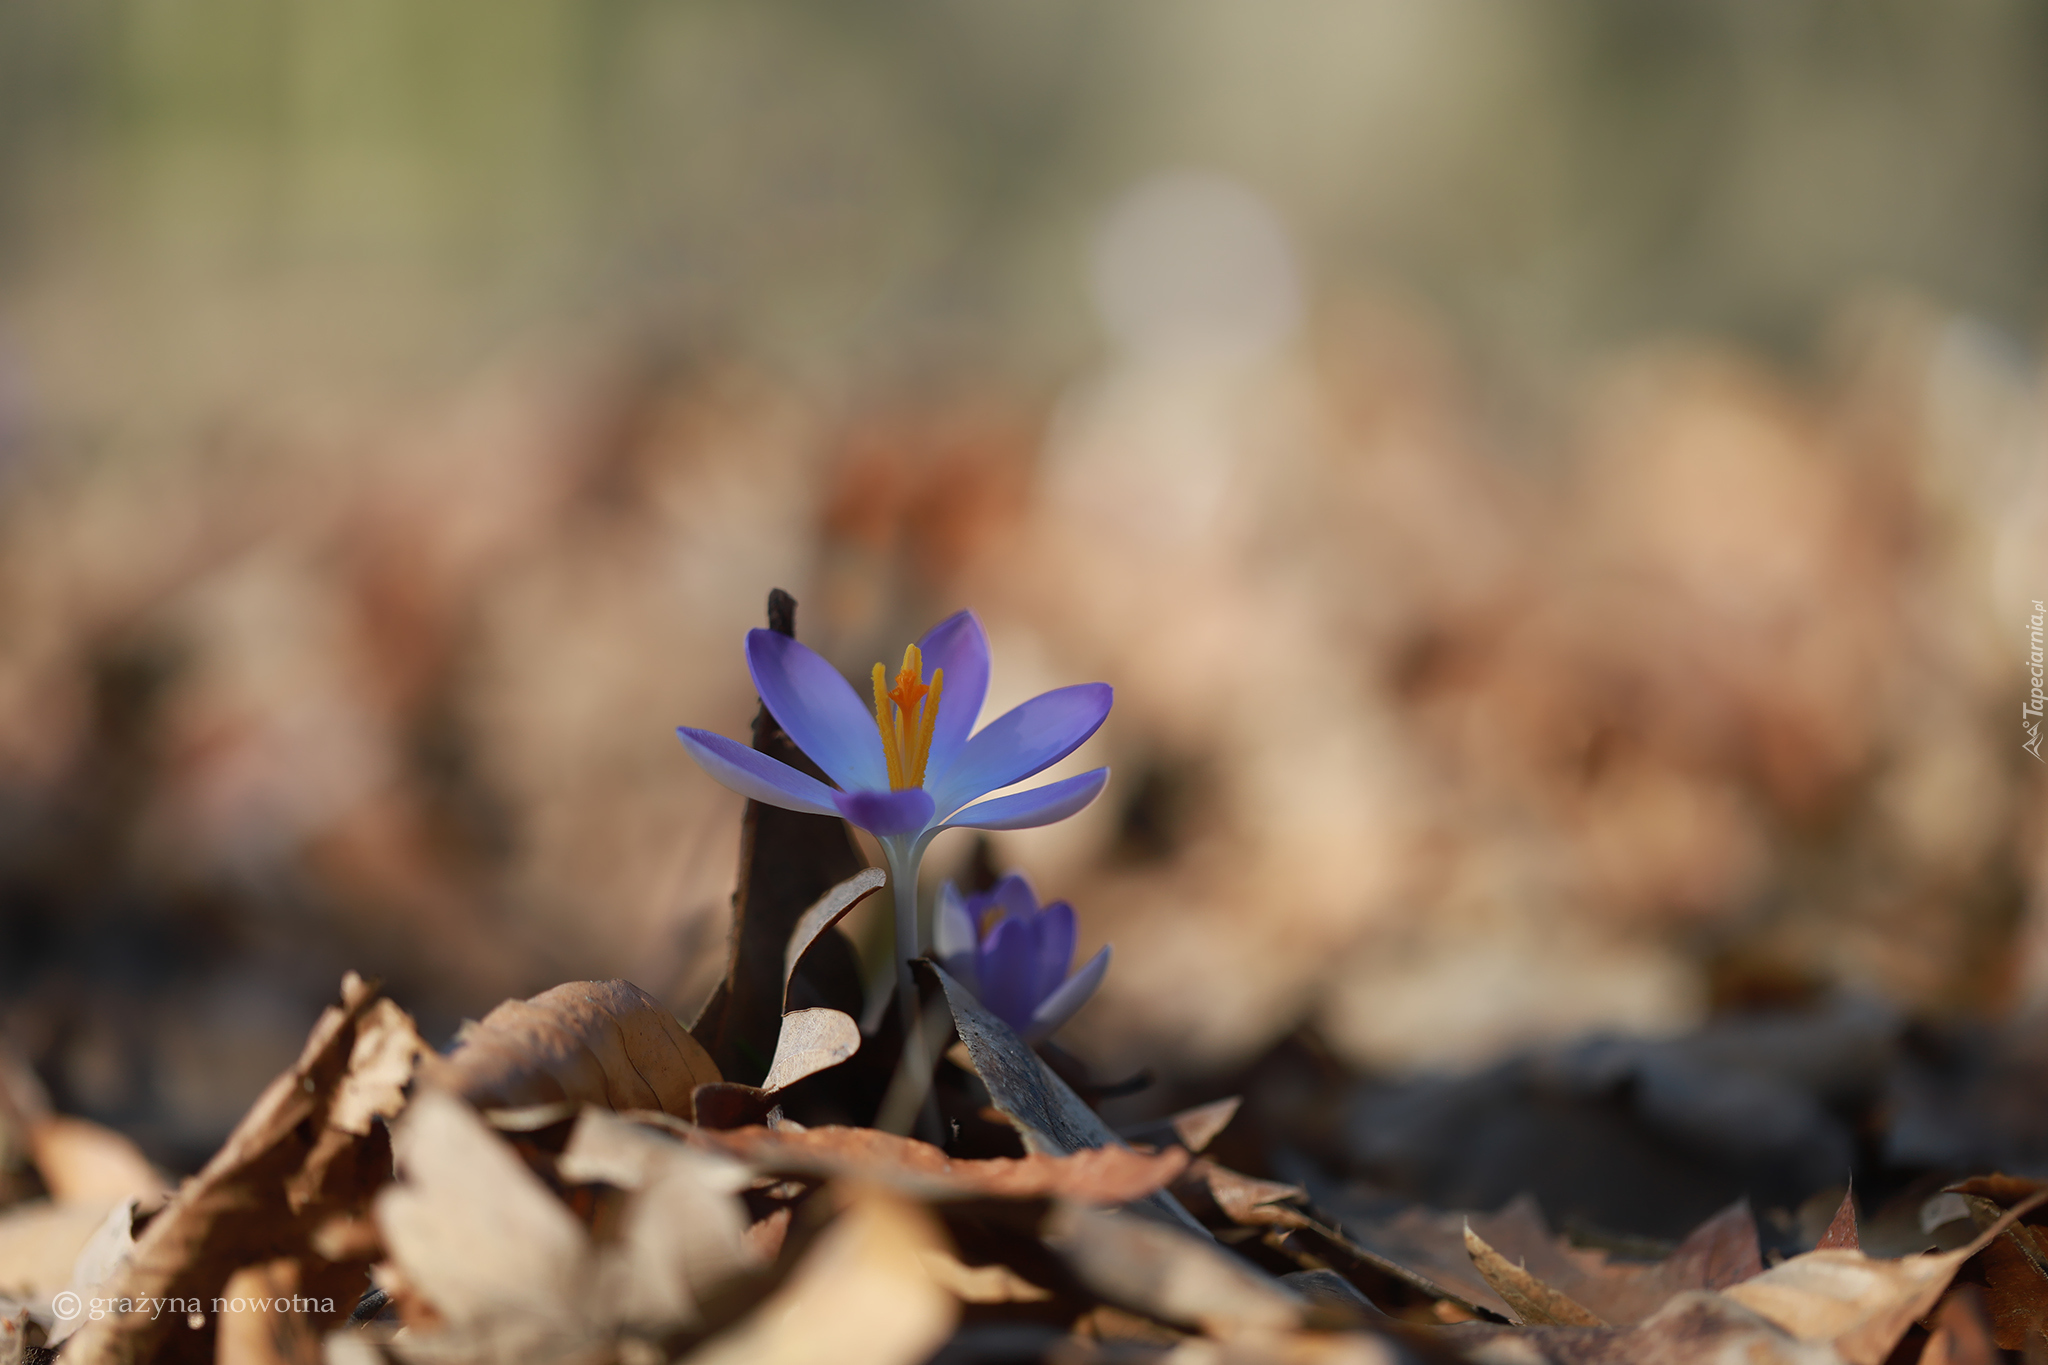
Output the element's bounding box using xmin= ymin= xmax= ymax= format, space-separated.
xmin=0 ymin=1199 xmax=118 ymax=1313
xmin=1724 ymin=1192 xmax=2048 ymax=1365
xmin=679 ymin=1185 xmax=956 ymax=1365
xmin=1170 ymin=1096 xmax=1242 ymax=1154
xmin=62 ymin=973 xmax=401 ymax=1365
xmin=373 ymin=1088 xmax=593 ymax=1352
xmin=1463 ymin=1221 xmax=1608 ymax=1327
xmin=423 ymin=979 xmax=720 ymax=1119
xmin=1044 ymin=1202 xmax=1308 ymax=1337
xmin=914 ymin=1248 xmax=1051 ymax=1304
xmin=558 ymin=1108 xmax=756 ymax=1332
xmin=328 ymin=998 xmax=424 ymax=1137
xmin=215 ymin=1259 xmax=320 ymax=1365
xmin=1492 ymin=1291 xmax=1841 ymax=1365
xmin=759 ymin=1007 xmax=861 ymax=1093
xmin=653 ymin=1119 xmax=1190 ymax=1204
xmin=27 ymin=1118 xmax=165 ymax=1206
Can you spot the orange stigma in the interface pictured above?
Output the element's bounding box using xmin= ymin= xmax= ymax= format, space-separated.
xmin=870 ymin=643 xmax=945 ymax=790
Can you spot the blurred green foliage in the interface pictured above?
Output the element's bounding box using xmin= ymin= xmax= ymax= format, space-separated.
xmin=1 ymin=0 xmax=2045 ymax=373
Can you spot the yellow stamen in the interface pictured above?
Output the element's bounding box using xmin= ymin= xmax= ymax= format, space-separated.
xmin=979 ymin=905 xmax=1006 ymax=938
xmin=869 ymin=645 xmax=946 ymax=789
xmin=872 ymin=662 xmax=905 ymax=789
xmin=912 ymin=669 xmax=944 ymax=785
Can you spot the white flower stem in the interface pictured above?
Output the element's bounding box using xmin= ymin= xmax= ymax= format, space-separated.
xmin=882 ymin=837 xmax=943 ymax=1144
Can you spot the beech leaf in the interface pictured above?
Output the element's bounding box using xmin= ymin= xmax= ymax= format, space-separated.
xmin=1463 ymin=1220 xmax=1608 ymax=1327
xmin=423 ymin=979 xmax=719 ymax=1118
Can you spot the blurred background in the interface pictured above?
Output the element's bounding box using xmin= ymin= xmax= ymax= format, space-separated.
xmin=1 ymin=0 xmax=2046 ymax=1179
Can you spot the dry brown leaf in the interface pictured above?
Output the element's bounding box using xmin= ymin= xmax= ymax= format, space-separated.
xmin=423 ymin=979 xmax=719 ymax=1119
xmin=61 ymin=973 xmax=417 ymax=1365
xmin=658 ymin=1120 xmax=1190 ymax=1203
xmin=1921 ymin=1285 xmax=2000 ymax=1365
xmin=1198 ymin=1163 xmax=1307 ymax=1228
xmin=1723 ymin=1192 xmax=2048 ymax=1365
xmin=1968 ymin=1229 xmax=2048 ymax=1350
xmin=1123 ymin=1098 xmax=1243 ymax=1155
xmin=1339 ymin=1195 xmax=1762 ymax=1327
xmin=1816 ymin=1189 xmax=1860 ymax=1251
xmin=1335 ymin=1196 xmax=1595 ymax=1322
xmin=678 ymin=1184 xmax=956 ymax=1365
xmin=26 ymin=1119 xmax=164 ymax=1206
xmin=214 ymin=1259 xmax=320 ymax=1365
xmin=374 ymin=1087 xmax=596 ymax=1359
xmin=1042 ymin=1202 xmax=1309 ymax=1338
xmin=758 ymin=1008 xmax=861 ymax=1093
xmin=1171 ymin=1097 xmax=1243 ymax=1154
xmin=1488 ymin=1290 xmax=1841 ymax=1365
xmin=689 ymin=592 xmax=873 ymax=1086
xmin=1463 ymin=1221 xmax=1608 ymax=1327
xmin=928 ymin=962 xmax=1204 ymax=1233
xmin=557 ymin=1108 xmax=757 ymax=1332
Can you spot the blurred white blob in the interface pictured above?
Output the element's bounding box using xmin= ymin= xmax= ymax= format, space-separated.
xmin=1048 ymin=170 xmax=1308 ymax=547
xmin=1088 ymin=170 xmax=1304 ymax=368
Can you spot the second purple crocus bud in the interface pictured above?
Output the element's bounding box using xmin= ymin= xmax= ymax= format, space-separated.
xmin=934 ymin=873 xmax=1110 ymax=1042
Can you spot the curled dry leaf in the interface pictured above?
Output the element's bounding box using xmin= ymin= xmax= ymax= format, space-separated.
xmin=758 ymin=1008 xmax=862 ymax=1094
xmin=61 ymin=973 xmax=418 ymax=1365
xmin=926 ymin=961 xmax=1204 ymax=1233
xmin=782 ymin=868 xmax=886 ymax=1013
xmin=1722 ymin=1191 xmax=2048 ymax=1365
xmin=681 ymin=871 xmax=882 ymax=1120
xmin=1462 ymin=1221 xmax=1607 ymax=1327
xmin=422 ymin=979 xmax=720 ymax=1119
xmin=689 ymin=592 xmax=873 ymax=1086
xmin=644 ymin=1118 xmax=1192 ymax=1204
xmin=1176 ymin=1158 xmax=1308 ymax=1230
xmin=678 ymin=1184 xmax=956 ymax=1365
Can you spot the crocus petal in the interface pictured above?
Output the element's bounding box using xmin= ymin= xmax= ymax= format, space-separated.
xmin=746 ymin=629 xmax=889 ymax=792
xmin=915 ymin=610 xmax=991 ymax=784
xmin=832 ymin=786 xmax=936 ymax=838
xmin=1025 ymin=944 xmax=1110 ymax=1043
xmin=676 ymin=727 xmax=842 ymax=817
xmin=976 ymin=915 xmax=1041 ymax=1031
xmin=1032 ymin=900 xmax=1078 ymax=1004
xmin=933 ymin=882 xmax=979 ymax=981
xmin=930 ymin=683 xmax=1112 ymax=816
xmin=980 ymin=873 xmax=1039 ymax=925
xmin=942 ymin=767 xmax=1110 ymax=832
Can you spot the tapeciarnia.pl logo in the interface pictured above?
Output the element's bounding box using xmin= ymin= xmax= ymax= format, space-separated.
xmin=2026 ymin=599 xmax=2045 ymax=762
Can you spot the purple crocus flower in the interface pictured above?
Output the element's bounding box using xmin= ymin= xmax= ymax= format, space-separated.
xmin=677 ymin=610 xmax=1112 ymax=1031
xmin=935 ymin=874 xmax=1110 ymax=1042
